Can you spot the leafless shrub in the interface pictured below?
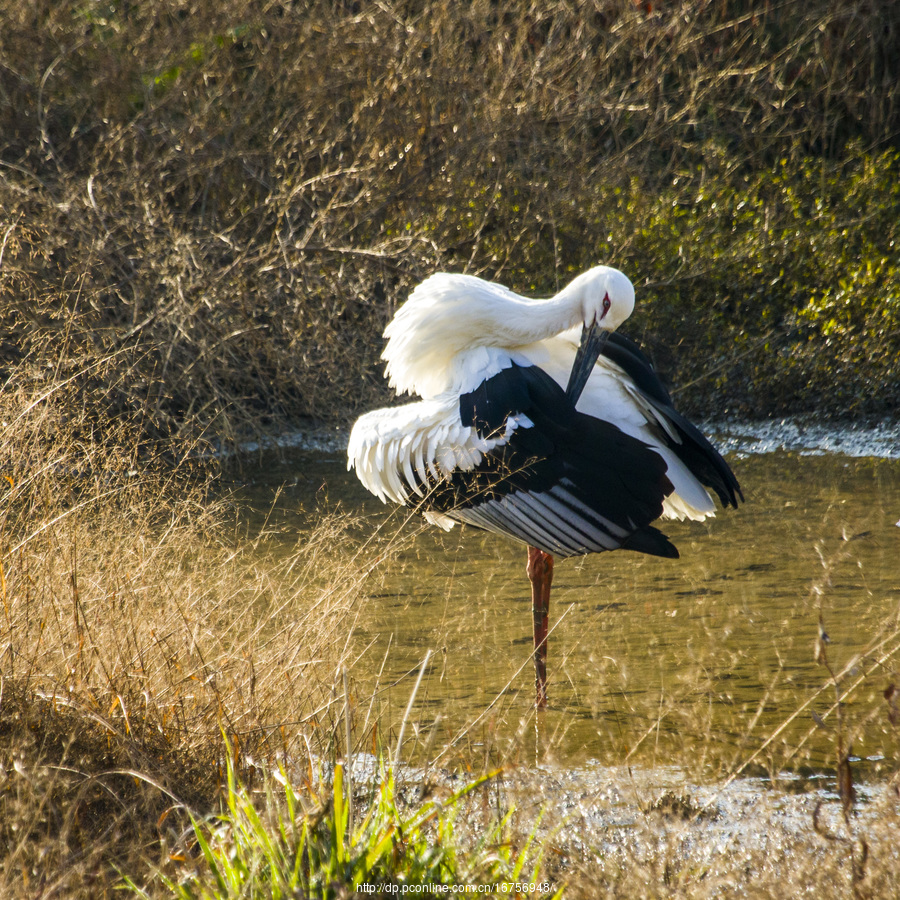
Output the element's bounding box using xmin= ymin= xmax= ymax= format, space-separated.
xmin=2 ymin=0 xmax=899 ymax=452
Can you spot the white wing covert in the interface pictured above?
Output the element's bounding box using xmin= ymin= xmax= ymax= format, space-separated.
xmin=347 ymin=393 xmax=529 ymax=511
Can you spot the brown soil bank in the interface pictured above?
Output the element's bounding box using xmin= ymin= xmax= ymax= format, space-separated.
xmin=2 ymin=0 xmax=899 ymax=456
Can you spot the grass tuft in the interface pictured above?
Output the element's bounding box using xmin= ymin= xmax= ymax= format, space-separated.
xmin=125 ymin=742 xmax=560 ymax=899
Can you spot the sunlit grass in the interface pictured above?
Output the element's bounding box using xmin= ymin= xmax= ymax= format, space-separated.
xmin=0 ymin=379 xmax=564 ymax=896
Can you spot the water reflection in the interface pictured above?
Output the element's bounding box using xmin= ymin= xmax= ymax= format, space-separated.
xmin=231 ymin=448 xmax=900 ymax=774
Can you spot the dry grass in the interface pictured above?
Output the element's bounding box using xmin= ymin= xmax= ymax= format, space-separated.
xmin=0 ymin=374 xmax=385 ymax=896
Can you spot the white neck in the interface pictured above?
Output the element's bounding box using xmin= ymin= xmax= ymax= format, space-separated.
xmin=381 ymin=268 xmax=627 ymax=399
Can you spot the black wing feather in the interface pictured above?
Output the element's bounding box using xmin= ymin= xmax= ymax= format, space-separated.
xmin=428 ymin=363 xmax=679 ymax=560
xmin=602 ymin=332 xmax=743 ymax=509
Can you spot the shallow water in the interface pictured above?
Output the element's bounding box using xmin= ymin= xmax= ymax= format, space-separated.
xmin=234 ymin=438 xmax=900 ymax=776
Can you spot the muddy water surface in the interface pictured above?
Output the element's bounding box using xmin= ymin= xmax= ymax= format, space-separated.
xmin=235 ymin=441 xmax=900 ymax=777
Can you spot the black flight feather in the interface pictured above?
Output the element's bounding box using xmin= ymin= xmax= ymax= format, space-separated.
xmin=428 ymin=363 xmax=679 ymax=559
xmin=601 ymin=333 xmax=743 ymax=509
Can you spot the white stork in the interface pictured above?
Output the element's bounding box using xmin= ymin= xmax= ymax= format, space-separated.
xmin=348 ymin=265 xmax=742 ymax=707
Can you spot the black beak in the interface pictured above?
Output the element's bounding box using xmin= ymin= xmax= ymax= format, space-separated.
xmin=565 ymin=319 xmax=609 ymax=405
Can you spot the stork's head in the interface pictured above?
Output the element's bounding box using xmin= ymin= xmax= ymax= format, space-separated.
xmin=565 ymin=266 xmax=636 ymax=404
xmin=572 ymin=265 xmax=635 ymax=332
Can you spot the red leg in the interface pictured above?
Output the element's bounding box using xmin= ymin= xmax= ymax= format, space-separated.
xmin=526 ymin=545 xmax=554 ymax=708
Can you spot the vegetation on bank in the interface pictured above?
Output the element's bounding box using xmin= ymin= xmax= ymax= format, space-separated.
xmin=2 ymin=0 xmax=899 ymax=455
xmin=0 ymin=389 xmax=560 ymax=896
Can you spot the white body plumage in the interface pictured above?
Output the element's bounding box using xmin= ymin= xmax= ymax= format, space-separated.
xmin=348 ymin=266 xmax=726 ymax=545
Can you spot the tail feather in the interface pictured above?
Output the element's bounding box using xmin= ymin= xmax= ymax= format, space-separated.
xmin=621 ymin=525 xmax=680 ymax=559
